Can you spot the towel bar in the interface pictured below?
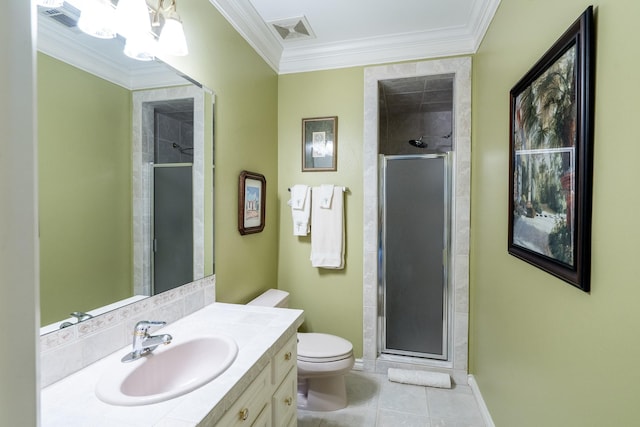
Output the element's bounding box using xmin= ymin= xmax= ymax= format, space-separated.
xmin=288 ymin=186 xmax=349 ymax=192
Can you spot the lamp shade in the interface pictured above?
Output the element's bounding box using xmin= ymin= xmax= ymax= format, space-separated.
xmin=158 ymin=17 xmax=188 ymax=56
xmin=123 ymin=32 xmax=156 ymax=61
xmin=77 ymin=0 xmax=116 ymax=39
xmin=114 ymin=0 xmax=151 ymax=40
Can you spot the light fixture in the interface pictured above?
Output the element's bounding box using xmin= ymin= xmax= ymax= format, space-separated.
xmin=77 ymin=0 xmax=116 ymax=39
xmin=74 ymin=0 xmax=188 ymax=61
xmin=36 ymin=0 xmax=64 ymax=7
xmin=157 ymin=4 xmax=188 ymax=56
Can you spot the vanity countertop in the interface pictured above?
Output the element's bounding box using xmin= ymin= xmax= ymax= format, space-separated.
xmin=40 ymin=302 xmax=304 ymax=426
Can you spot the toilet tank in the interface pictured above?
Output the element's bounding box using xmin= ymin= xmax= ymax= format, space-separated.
xmin=247 ymin=289 xmax=290 ymax=308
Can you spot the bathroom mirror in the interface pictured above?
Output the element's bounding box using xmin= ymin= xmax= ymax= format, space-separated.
xmin=37 ymin=1 xmax=214 ymax=333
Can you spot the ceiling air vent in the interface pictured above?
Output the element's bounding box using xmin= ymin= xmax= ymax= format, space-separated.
xmin=269 ymin=16 xmax=315 ymax=42
xmin=40 ymin=3 xmax=81 ymax=29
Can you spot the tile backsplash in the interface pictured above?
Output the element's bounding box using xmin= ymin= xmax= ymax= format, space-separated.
xmin=40 ymin=275 xmax=215 ymax=387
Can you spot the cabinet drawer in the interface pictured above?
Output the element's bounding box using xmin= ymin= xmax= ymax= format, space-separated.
xmin=272 ymin=335 xmax=297 ymax=387
xmin=218 ymin=365 xmax=271 ymax=427
xmin=272 ymin=367 xmax=296 ymax=426
xmin=284 ymin=413 xmax=296 ymax=427
xmin=251 ymin=403 xmax=272 ymax=427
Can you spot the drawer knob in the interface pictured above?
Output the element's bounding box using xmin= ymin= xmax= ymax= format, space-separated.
xmin=239 ymin=408 xmax=249 ymax=421
xmin=284 ymin=396 xmax=293 ymax=406
xmin=284 ymin=351 xmax=292 ymax=361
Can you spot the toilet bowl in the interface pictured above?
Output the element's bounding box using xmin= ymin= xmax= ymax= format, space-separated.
xmin=247 ymin=289 xmax=355 ymax=411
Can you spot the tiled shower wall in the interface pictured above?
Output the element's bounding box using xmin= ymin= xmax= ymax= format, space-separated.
xmin=155 ymin=113 xmax=194 ymax=164
xmin=379 ymin=110 xmax=453 ymax=155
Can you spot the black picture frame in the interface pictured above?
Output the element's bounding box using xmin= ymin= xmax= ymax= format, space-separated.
xmin=238 ymin=170 xmax=266 ymax=235
xmin=508 ymin=6 xmax=595 ymax=292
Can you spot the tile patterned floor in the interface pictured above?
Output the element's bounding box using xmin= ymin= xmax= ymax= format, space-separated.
xmin=298 ymin=371 xmax=486 ymax=427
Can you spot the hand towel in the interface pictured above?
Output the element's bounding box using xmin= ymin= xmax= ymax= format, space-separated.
xmin=288 ymin=185 xmax=311 ymax=236
xmin=310 ymin=186 xmax=345 ymax=269
xmin=318 ymin=184 xmax=335 ymax=208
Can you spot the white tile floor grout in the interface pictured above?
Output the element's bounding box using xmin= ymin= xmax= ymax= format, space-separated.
xmin=298 ymin=371 xmax=486 ymax=427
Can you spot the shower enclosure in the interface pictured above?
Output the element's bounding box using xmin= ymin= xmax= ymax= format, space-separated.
xmin=133 ymin=86 xmax=207 ymax=298
xmin=151 ymin=99 xmax=195 ymax=294
xmin=377 ymin=74 xmax=454 ymax=361
xmin=363 ymin=57 xmax=471 ymax=382
xmin=379 ymin=154 xmax=451 ymax=360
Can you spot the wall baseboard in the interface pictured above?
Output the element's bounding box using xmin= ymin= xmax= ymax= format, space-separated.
xmin=468 ymin=374 xmax=496 ymax=427
xmin=353 ymin=358 xmax=365 ymax=371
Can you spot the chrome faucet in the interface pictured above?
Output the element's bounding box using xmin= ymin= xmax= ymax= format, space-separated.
xmin=122 ymin=320 xmax=173 ymax=363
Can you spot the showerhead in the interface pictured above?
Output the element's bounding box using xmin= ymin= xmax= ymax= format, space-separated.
xmin=408 ymin=136 xmax=427 ymax=148
xmin=407 ymin=132 xmax=452 ymax=148
xmin=172 ymin=143 xmax=194 ymax=154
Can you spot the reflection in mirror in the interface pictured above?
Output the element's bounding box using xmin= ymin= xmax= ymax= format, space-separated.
xmin=37 ymin=1 xmax=214 ymax=334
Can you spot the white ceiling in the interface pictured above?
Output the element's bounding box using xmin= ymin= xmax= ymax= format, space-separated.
xmin=210 ymin=0 xmax=502 ymax=74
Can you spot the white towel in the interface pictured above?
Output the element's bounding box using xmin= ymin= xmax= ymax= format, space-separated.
xmin=310 ymin=186 xmax=344 ymax=269
xmin=288 ymin=185 xmax=310 ymax=236
xmin=387 ymin=368 xmax=451 ymax=389
xmin=318 ymin=184 xmax=334 ymax=208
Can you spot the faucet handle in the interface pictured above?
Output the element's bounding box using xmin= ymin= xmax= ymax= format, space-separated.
xmin=134 ymin=320 xmax=166 ymax=335
xmin=70 ymin=311 xmax=93 ymax=322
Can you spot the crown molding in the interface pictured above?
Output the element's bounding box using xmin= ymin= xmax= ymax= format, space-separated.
xmin=469 ymin=0 xmax=502 ymax=51
xmin=208 ymin=0 xmax=283 ymax=73
xmin=213 ymin=0 xmax=501 ymax=75
xmin=278 ymin=27 xmax=478 ymax=74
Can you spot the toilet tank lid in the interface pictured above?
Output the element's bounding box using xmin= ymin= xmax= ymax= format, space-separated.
xmin=297 ymin=333 xmax=353 ymax=359
xmin=247 ymin=289 xmax=289 ymax=308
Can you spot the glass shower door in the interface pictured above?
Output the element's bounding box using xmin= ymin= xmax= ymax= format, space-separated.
xmin=380 ymin=154 xmax=451 ymax=360
xmin=153 ymin=164 xmax=193 ymax=294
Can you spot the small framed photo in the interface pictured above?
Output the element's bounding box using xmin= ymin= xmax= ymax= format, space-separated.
xmin=302 ymin=116 xmax=338 ymax=171
xmin=238 ymin=170 xmax=266 ymax=235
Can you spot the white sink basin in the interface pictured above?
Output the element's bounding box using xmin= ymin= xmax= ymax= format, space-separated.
xmin=96 ymin=334 xmax=238 ymax=406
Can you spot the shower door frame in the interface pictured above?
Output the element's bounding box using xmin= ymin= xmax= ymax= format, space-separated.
xmin=379 ymin=153 xmax=453 ymax=361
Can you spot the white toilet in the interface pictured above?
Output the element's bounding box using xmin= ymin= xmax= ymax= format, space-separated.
xmin=247 ymin=289 xmax=355 ymax=411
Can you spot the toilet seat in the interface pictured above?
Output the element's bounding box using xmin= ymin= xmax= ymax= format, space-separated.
xmin=297 ymin=333 xmax=353 ymax=363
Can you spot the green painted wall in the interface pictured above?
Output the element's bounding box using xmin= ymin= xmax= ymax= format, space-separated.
xmin=472 ymin=1 xmax=640 ymax=425
xmin=277 ymin=68 xmax=364 ymax=357
xmin=162 ymin=0 xmax=279 ymax=303
xmin=38 ymin=53 xmax=132 ymax=325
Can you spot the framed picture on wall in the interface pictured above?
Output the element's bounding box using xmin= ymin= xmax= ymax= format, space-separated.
xmin=238 ymin=170 xmax=266 ymax=235
xmin=302 ymin=116 xmax=338 ymax=171
xmin=508 ymin=6 xmax=595 ymax=292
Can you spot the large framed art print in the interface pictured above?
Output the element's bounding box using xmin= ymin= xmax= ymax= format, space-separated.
xmin=508 ymin=6 xmax=595 ymax=292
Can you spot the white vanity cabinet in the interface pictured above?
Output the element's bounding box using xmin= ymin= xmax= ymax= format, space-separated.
xmin=216 ymin=334 xmax=298 ymax=427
